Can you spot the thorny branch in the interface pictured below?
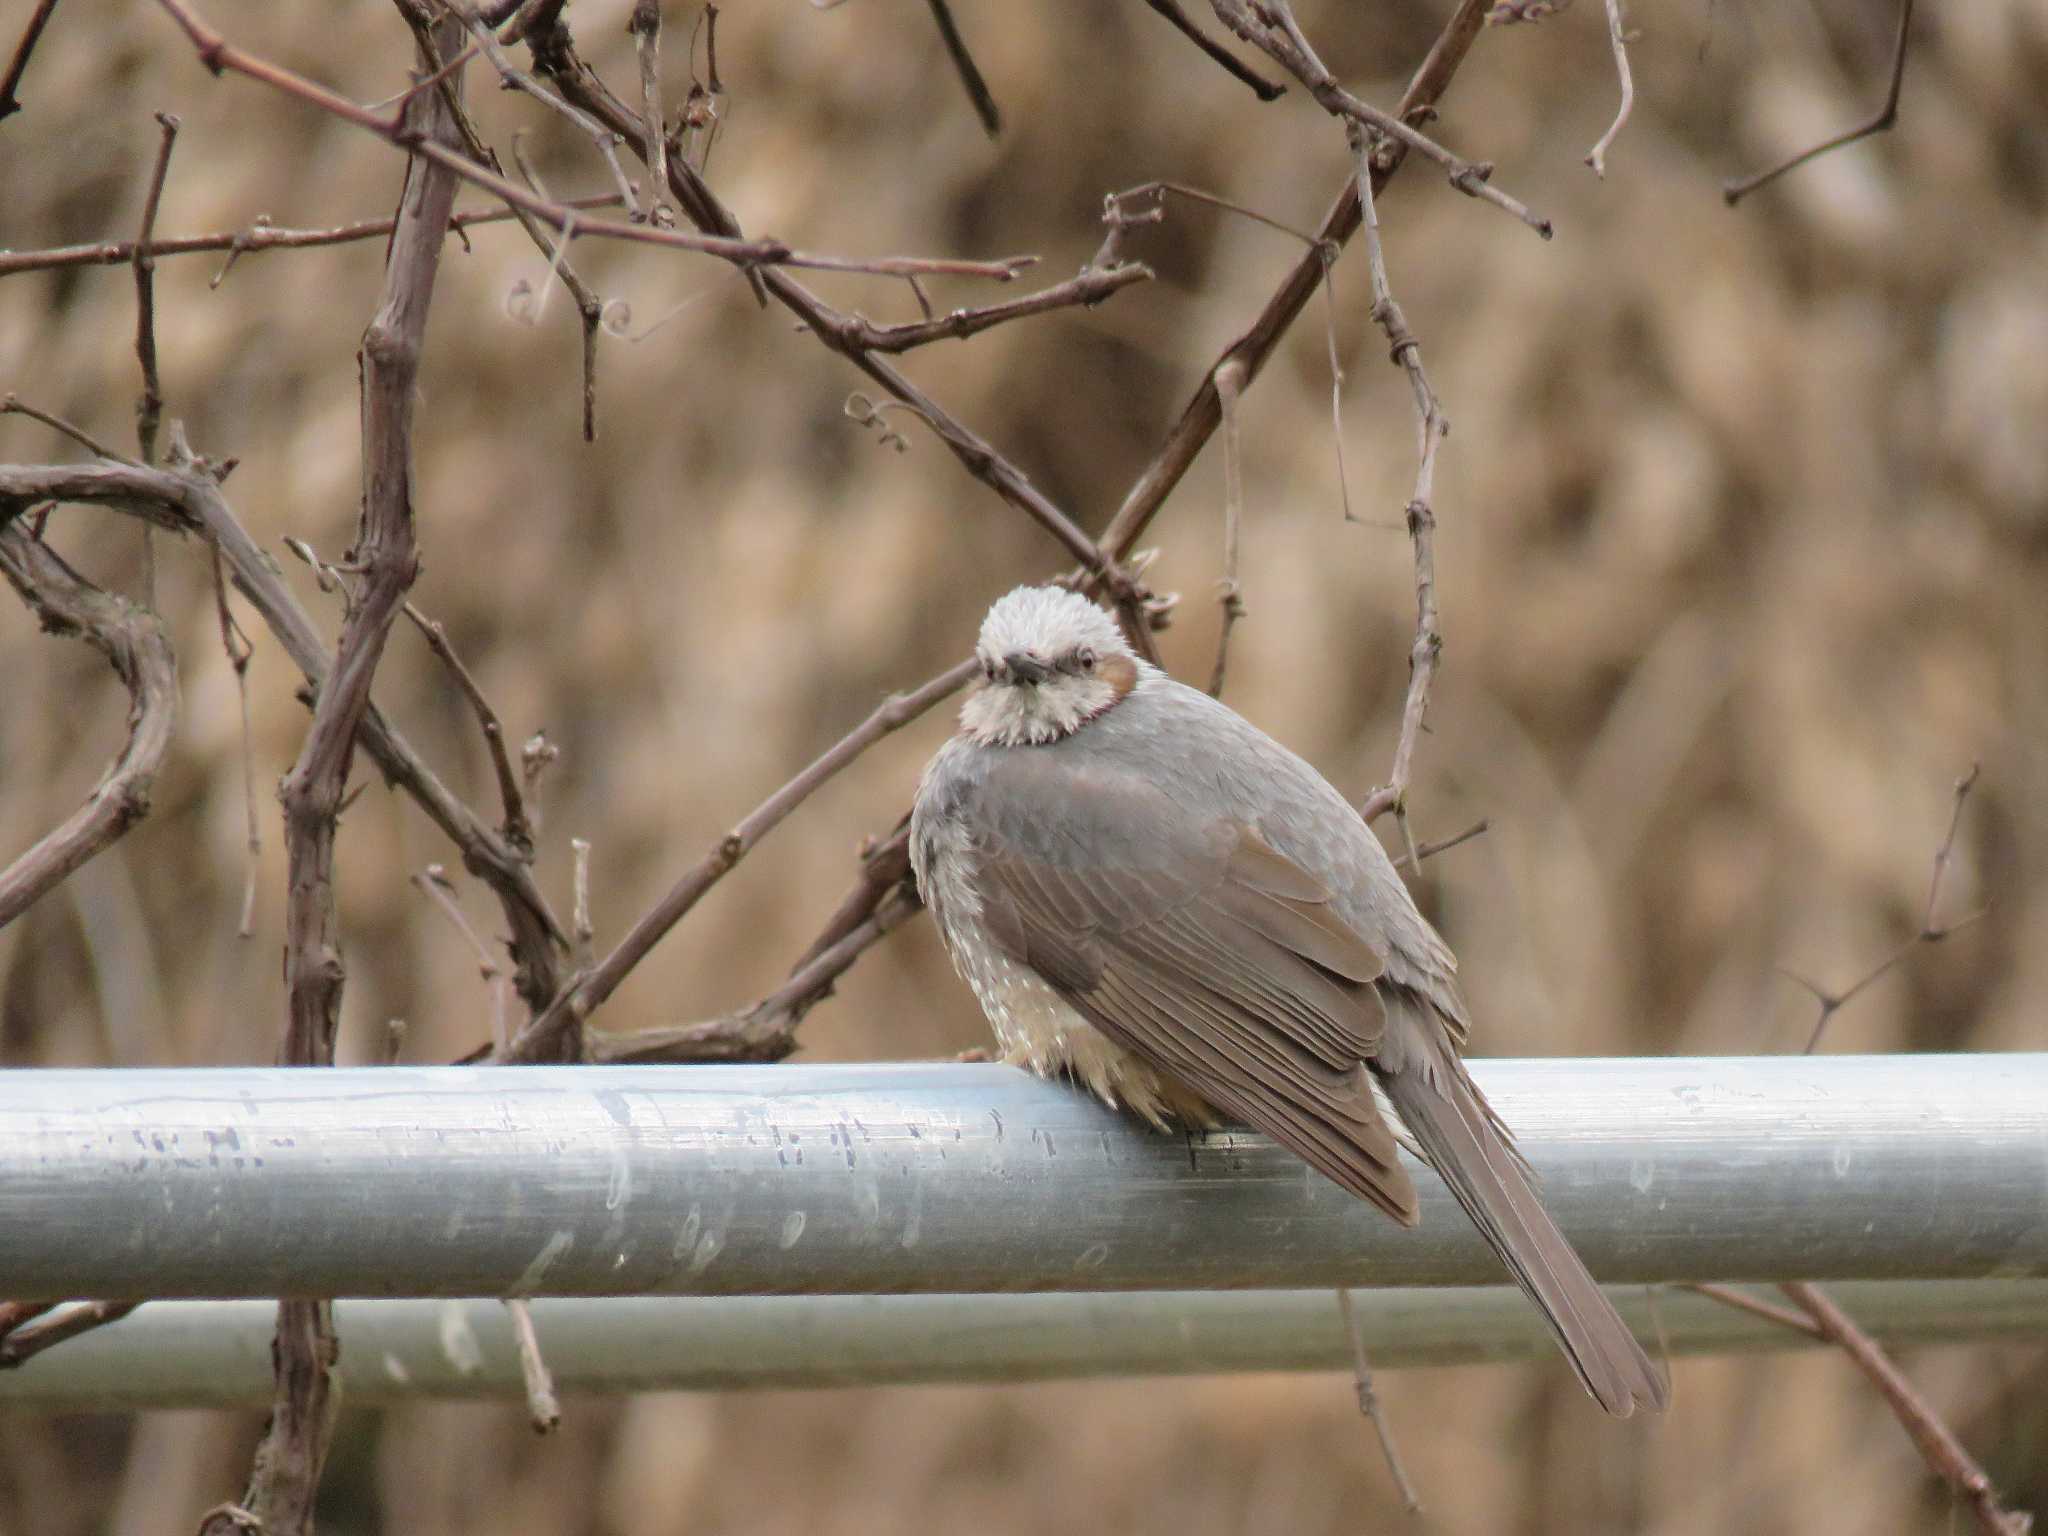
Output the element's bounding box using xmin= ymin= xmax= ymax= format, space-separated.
xmin=1723 ymin=0 xmax=1914 ymax=206
xmin=0 ymin=524 xmax=178 ymax=931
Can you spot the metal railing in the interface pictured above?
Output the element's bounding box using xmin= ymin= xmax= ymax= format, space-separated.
xmin=1 ymin=1054 xmax=2042 ymax=1403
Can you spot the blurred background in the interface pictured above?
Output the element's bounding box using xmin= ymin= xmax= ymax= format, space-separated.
xmin=3 ymin=0 xmax=2045 ymax=1529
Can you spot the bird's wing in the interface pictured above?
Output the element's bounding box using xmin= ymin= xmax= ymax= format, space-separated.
xmin=968 ymin=745 xmax=1420 ymax=1224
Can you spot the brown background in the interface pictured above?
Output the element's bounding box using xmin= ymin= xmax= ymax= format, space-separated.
xmin=2 ymin=0 xmax=2045 ymax=1530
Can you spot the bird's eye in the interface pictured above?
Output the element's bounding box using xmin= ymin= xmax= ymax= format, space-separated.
xmin=980 ymin=657 xmax=997 ymax=683
xmin=1076 ymin=648 xmax=1096 ymax=673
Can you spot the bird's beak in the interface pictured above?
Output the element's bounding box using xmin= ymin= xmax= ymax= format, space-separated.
xmin=1003 ymin=652 xmax=1051 ymax=685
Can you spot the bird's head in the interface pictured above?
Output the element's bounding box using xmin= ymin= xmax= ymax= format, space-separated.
xmin=959 ymin=586 xmax=1141 ymax=747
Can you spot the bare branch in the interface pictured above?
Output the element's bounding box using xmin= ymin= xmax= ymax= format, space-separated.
xmin=0 ymin=456 xmax=572 ymax=1011
xmin=1798 ymin=763 xmax=1982 ymax=1053
xmin=503 ymin=1298 xmax=561 ymax=1433
xmin=0 ymin=526 xmax=178 ymax=931
xmin=400 ymin=605 xmax=532 ymax=854
xmin=150 ymin=0 xmax=1041 ymax=281
xmin=810 ymin=261 xmax=1152 ymax=354
xmin=0 ymin=0 xmax=59 ymax=122
xmin=1678 ymin=1282 xmax=1826 ymax=1341
xmin=500 ymin=658 xmax=976 ymax=1062
xmin=1096 ymin=0 xmax=1492 ymax=567
xmin=1345 ymin=122 xmax=1448 ymax=834
xmin=0 ymin=194 xmax=624 ymax=279
xmin=1335 ymin=1289 xmax=1422 ymax=1514
xmin=0 ymin=1300 xmax=139 ymax=1368
xmin=1388 ymin=816 xmax=1488 ymax=872
xmin=519 ymin=17 xmax=1152 ymax=620
xmin=1781 ymin=1281 xmax=2029 ymax=1536
xmin=234 ymin=22 xmax=469 ymax=1532
xmin=2 ymin=394 xmax=130 ymax=463
xmin=1584 ymin=0 xmax=1631 ymax=178
xmin=1139 ymin=0 xmax=1285 ymax=101
xmin=924 ymin=0 xmax=1000 ymax=137
xmin=1208 ymin=0 xmax=1551 ymax=237
xmin=1724 ymin=0 xmax=1913 ymax=206
xmin=1206 ymin=356 xmax=1247 ymax=698
xmin=131 ymin=111 xmax=179 ymax=469
xmin=627 ymin=0 xmax=671 ymax=223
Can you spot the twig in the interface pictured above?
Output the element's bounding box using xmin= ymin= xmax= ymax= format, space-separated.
xmin=585 ymin=879 xmax=921 ymax=1065
xmin=1723 ymin=0 xmax=1913 ymax=206
xmin=0 ymin=194 xmax=624 ymax=279
xmin=924 ymin=0 xmax=1000 ymax=136
xmin=1206 ymin=357 xmax=1247 ymax=698
xmin=403 ymin=14 xmax=610 ymax=443
xmin=1584 ymin=0 xmax=1631 ymax=177
xmin=0 ymin=528 xmax=179 ymax=930
xmin=1677 ymin=1282 xmax=1825 ymax=1341
xmin=1792 ymin=762 xmax=1981 ymax=1054
xmin=812 ymin=261 xmax=1151 ymax=353
xmin=627 ymin=0 xmax=671 ymax=224
xmin=1388 ymin=816 xmax=1488 ymax=872
xmin=131 ymin=112 xmax=179 ymax=472
xmin=450 ymin=5 xmax=643 ymax=221
xmin=1208 ymin=0 xmax=1552 ymax=237
xmin=1346 ymin=122 xmax=1448 ymax=845
xmin=503 ymin=1298 xmax=562 ymax=1433
xmin=1335 ymin=1289 xmax=1423 ymax=1514
xmin=0 ymin=0 xmax=59 ymax=122
xmin=1096 ymin=0 xmax=1492 ymax=569
xmin=518 ymin=16 xmax=1149 ymax=614
xmin=235 ymin=30 xmax=466 ymax=1531
xmin=150 ymin=0 xmax=1041 ymax=282
xmin=2 ymin=420 xmax=569 ymax=1015
xmin=1 ymin=395 xmax=131 ymax=463
xmin=1781 ymin=1282 xmax=2029 ymax=1536
xmin=0 ymin=1300 xmax=58 ymax=1335
xmin=1139 ymin=0 xmax=1285 ymax=100
xmin=400 ymin=606 xmax=533 ymax=854
xmin=414 ymin=864 xmax=511 ymax=1051
xmin=570 ymin=836 xmax=593 ymax=968
xmin=500 ymin=658 xmax=976 ymax=1062
xmin=521 ymin=731 xmax=559 ymax=837
xmin=208 ymin=546 xmax=262 ymax=936
xmin=0 ymin=1300 xmax=140 ymax=1368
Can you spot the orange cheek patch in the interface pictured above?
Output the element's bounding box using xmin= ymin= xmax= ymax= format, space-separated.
xmin=1099 ymin=655 xmax=1138 ymax=700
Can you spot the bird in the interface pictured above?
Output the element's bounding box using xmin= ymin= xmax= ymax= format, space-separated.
xmin=910 ymin=584 xmax=1668 ymax=1417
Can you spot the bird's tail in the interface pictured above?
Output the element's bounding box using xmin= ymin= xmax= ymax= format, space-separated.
xmin=1377 ymin=1014 xmax=1669 ymax=1418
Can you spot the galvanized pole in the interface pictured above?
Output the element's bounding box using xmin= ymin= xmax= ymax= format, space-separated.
xmin=3 ymin=1057 xmax=2044 ymax=1300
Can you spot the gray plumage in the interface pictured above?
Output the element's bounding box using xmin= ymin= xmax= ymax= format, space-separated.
xmin=911 ymin=586 xmax=1667 ymax=1417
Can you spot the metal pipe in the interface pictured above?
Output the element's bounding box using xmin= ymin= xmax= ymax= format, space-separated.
xmin=2 ymin=1057 xmax=2044 ymax=1300
xmin=2 ymin=1281 xmax=2042 ymax=1409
